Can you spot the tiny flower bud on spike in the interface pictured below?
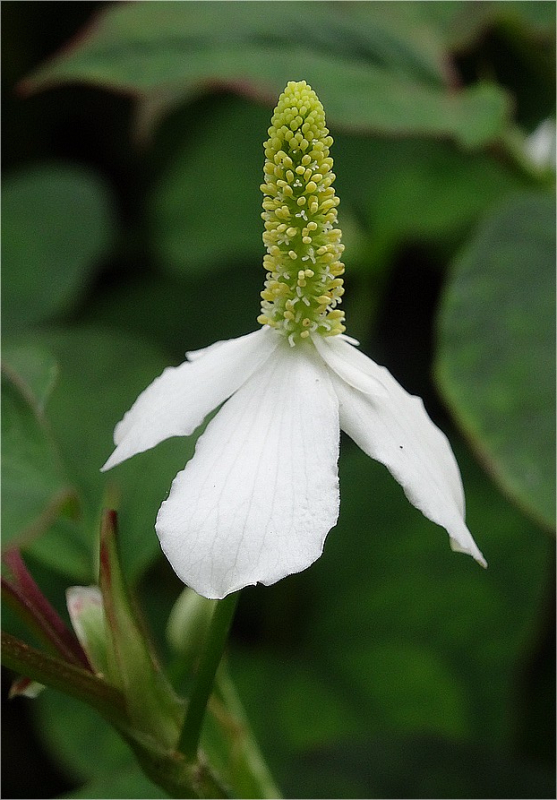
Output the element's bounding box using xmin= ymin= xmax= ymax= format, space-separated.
xmin=259 ymin=81 xmax=345 ymax=345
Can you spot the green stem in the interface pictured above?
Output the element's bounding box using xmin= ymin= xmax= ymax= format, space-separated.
xmin=214 ymin=667 xmax=282 ymax=798
xmin=178 ymin=592 xmax=239 ymax=762
xmin=1 ymin=631 xmax=127 ymax=726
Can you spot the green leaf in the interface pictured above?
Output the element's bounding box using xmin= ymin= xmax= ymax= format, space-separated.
xmin=436 ymin=192 xmax=555 ymax=529
xmin=207 ymin=670 xmax=282 ymax=800
xmin=497 ymin=0 xmax=557 ymax=34
xmin=229 ymin=652 xmax=361 ymax=758
xmin=356 ymin=136 xmax=529 ymax=266
xmin=1 ymin=345 xmax=76 ymax=552
xmin=35 ymin=645 xmax=267 ymax=799
xmin=99 ymin=510 xmax=184 ymax=747
xmin=36 ymin=689 xmax=224 ymax=799
xmin=340 ymin=641 xmax=469 ymax=738
xmin=230 ymin=439 xmax=552 ymax=788
xmin=291 ymin=734 xmax=555 ymax=799
xmin=36 ymin=688 xmax=136 ymax=783
xmin=64 ymin=765 xmax=168 ymax=800
xmin=152 ymin=102 xmax=528 ymax=282
xmin=23 ymin=2 xmax=510 ymax=147
xmin=17 ymin=327 xmax=198 ymax=583
xmin=150 ymin=97 xmax=267 ymax=277
xmin=2 ymin=342 xmax=59 ymax=413
xmin=2 ymin=163 xmax=114 ymax=331
xmin=417 ymin=0 xmax=556 ymax=48
xmin=23 ymin=0 xmax=448 ymax=92
xmin=310 ymin=441 xmax=551 ymax=742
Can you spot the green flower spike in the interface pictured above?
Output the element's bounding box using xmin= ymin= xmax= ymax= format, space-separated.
xmin=257 ymin=80 xmax=346 ymax=345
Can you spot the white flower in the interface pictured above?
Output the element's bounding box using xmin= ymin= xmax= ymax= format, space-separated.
xmin=102 ymin=327 xmax=485 ymax=598
xmin=102 ymin=81 xmax=485 ymax=599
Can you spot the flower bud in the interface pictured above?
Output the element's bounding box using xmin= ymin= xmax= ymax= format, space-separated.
xmin=166 ymin=586 xmax=217 ymax=664
xmin=66 ymin=585 xmax=108 ymax=677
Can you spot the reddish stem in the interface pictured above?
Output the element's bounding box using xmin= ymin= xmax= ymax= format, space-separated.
xmin=2 ymin=549 xmax=91 ymax=670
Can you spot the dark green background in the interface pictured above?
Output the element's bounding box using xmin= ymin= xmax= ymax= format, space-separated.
xmin=2 ymin=2 xmax=555 ymax=798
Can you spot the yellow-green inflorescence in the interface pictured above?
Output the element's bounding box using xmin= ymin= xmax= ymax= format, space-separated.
xmin=257 ymin=80 xmax=345 ymax=346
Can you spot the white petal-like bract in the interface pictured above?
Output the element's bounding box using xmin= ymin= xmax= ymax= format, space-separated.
xmin=312 ymin=334 xmax=387 ymax=397
xmin=101 ymin=328 xmax=277 ymax=471
xmin=102 ymin=326 xmax=485 ymax=597
xmin=156 ymin=341 xmax=340 ymax=598
xmin=327 ymin=342 xmax=486 ymax=567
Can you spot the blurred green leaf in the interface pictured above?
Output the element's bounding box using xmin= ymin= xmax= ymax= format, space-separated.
xmin=64 ymin=766 xmax=167 ymax=800
xmin=1 ymin=344 xmax=76 ymax=552
xmin=24 ymin=2 xmax=510 ymax=147
xmin=2 ymin=163 xmax=114 ymax=331
xmin=19 ymin=327 xmax=197 ymax=583
xmin=36 ymin=661 xmax=277 ymax=799
xmin=36 ymin=688 xmax=137 ymax=785
xmin=151 ymin=97 xmax=528 ymax=281
xmin=310 ymin=441 xmax=551 ymax=743
xmin=25 ymin=1 xmax=449 ymax=91
xmin=291 ymin=734 xmax=555 ymax=799
xmin=436 ymin=192 xmax=555 ymax=529
xmin=340 ymin=641 xmax=468 ymax=738
xmin=354 ymin=137 xmax=529 ymax=266
xmin=231 ymin=438 xmax=552 ymax=788
xmin=497 ymin=0 xmax=557 ymax=34
xmin=150 ymin=97 xmax=267 ymax=277
xmin=81 ymin=268 xmax=262 ymax=353
xmin=414 ymin=2 xmax=555 ymax=134
xmin=2 ymin=342 xmax=59 ymax=412
xmin=229 ymin=651 xmax=362 ymax=763
xmin=417 ymin=0 xmax=556 ymax=48
xmin=99 ymin=509 xmax=184 ymax=748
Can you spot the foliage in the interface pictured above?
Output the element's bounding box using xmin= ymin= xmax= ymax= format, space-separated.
xmin=2 ymin=2 xmax=555 ymax=798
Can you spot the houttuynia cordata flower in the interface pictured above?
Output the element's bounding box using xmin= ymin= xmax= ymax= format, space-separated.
xmin=102 ymin=81 xmax=486 ymax=599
